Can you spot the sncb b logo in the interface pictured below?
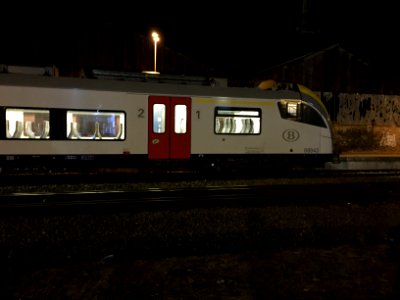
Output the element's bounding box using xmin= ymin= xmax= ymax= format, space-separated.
xmin=282 ymin=129 xmax=300 ymax=142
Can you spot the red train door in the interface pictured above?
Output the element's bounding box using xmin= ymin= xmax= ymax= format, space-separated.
xmin=148 ymin=96 xmax=191 ymax=159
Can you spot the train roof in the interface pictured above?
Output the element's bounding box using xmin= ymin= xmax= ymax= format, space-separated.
xmin=0 ymin=73 xmax=328 ymax=119
xmin=0 ymin=73 xmax=305 ymax=99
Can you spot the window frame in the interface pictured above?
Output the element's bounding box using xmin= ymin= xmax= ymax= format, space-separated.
xmin=214 ymin=107 xmax=262 ymax=135
xmin=4 ymin=107 xmax=50 ymax=139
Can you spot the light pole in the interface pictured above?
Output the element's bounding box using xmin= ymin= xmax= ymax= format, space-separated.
xmin=152 ymin=31 xmax=160 ymax=73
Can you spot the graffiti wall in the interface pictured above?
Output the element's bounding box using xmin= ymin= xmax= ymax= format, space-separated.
xmin=323 ymin=93 xmax=400 ymax=126
xmin=322 ymin=93 xmax=400 ymax=152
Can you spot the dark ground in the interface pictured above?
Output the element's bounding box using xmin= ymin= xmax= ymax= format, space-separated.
xmin=1 ymin=191 xmax=400 ymax=299
xmin=3 ymin=245 xmax=399 ymax=299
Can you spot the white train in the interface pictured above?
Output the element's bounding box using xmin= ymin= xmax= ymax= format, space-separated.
xmin=0 ymin=73 xmax=333 ymax=172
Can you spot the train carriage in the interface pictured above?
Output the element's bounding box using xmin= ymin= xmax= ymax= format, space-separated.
xmin=0 ymin=73 xmax=333 ymax=172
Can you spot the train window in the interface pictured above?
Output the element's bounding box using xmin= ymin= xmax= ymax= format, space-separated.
xmin=214 ymin=107 xmax=261 ymax=135
xmin=5 ymin=108 xmax=50 ymax=139
xmin=278 ymin=100 xmax=326 ymax=128
xmin=278 ymin=100 xmax=301 ymax=121
xmin=174 ymin=104 xmax=187 ymax=134
xmin=66 ymin=110 xmax=125 ymax=140
xmin=153 ymin=104 xmax=166 ymax=133
xmin=287 ymin=102 xmax=298 ymax=117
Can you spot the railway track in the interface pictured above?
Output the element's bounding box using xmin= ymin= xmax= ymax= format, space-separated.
xmin=1 ymin=169 xmax=399 ymax=212
xmin=1 ymin=159 xmax=400 ymax=185
xmin=1 ymin=154 xmax=399 ymax=211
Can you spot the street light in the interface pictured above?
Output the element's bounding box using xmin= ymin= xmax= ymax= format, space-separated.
xmin=152 ymin=31 xmax=160 ymax=73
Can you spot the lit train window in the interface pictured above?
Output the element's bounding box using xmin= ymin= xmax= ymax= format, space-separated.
xmin=153 ymin=104 xmax=166 ymax=133
xmin=5 ymin=108 xmax=50 ymax=139
xmin=287 ymin=102 xmax=298 ymax=117
xmin=174 ymin=104 xmax=187 ymax=134
xmin=66 ymin=110 xmax=125 ymax=140
xmin=214 ymin=107 xmax=261 ymax=135
xmin=278 ymin=100 xmax=326 ymax=128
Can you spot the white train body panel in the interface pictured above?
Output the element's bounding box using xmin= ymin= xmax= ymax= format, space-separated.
xmin=190 ymin=97 xmax=331 ymax=155
xmin=0 ymin=74 xmax=333 ymax=166
xmin=0 ymin=84 xmax=152 ymax=155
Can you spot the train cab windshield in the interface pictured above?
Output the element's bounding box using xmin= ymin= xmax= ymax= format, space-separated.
xmin=277 ymin=100 xmax=327 ymax=128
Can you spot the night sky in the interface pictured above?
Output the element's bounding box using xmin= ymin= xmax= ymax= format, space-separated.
xmin=1 ymin=1 xmax=399 ymax=78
